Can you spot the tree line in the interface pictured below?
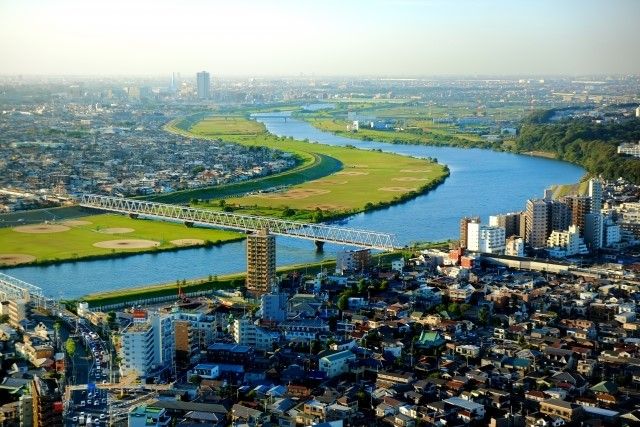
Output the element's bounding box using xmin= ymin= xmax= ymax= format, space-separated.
xmin=516 ymin=109 xmax=640 ymax=184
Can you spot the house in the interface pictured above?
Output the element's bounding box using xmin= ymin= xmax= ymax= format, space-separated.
xmin=539 ymin=398 xmax=583 ymax=422
xmin=318 ymin=350 xmax=356 ymax=378
xmin=415 ymin=331 xmax=445 ymax=349
xmin=443 ymin=397 xmax=486 ymax=421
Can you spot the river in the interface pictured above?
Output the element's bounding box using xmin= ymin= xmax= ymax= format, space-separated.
xmin=3 ymin=113 xmax=584 ymax=298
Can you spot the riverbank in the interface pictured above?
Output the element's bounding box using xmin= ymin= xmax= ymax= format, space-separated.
xmin=78 ymin=243 xmax=450 ymax=309
xmin=169 ymin=114 xmax=449 ymax=218
xmin=0 ymin=213 xmax=244 ymax=267
xmin=306 ymin=117 xmax=499 ymax=150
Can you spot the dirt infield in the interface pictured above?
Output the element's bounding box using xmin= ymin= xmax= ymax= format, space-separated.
xmin=379 ymin=186 xmax=419 ymax=192
xmin=98 ymin=227 xmax=135 ymax=234
xmin=400 ymin=169 xmax=432 ymax=173
xmin=0 ymin=254 xmax=36 ymax=266
xmin=336 ymin=171 xmax=369 ymax=176
xmin=307 ymin=204 xmax=349 ymax=211
xmin=13 ymin=224 xmax=70 ymax=233
xmin=62 ymin=220 xmax=93 ymax=226
xmin=319 ymin=180 xmax=348 ymax=185
xmin=93 ymin=239 xmax=160 ymax=249
xmin=170 ymin=239 xmax=205 ymax=246
xmin=392 ymin=177 xmax=428 ymax=182
xmin=257 ymin=188 xmax=331 ymax=200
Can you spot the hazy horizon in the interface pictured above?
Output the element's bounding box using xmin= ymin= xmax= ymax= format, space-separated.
xmin=1 ymin=0 xmax=639 ymax=77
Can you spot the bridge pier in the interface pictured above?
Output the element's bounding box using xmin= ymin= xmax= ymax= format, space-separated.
xmin=184 ymin=221 xmax=194 ymax=228
xmin=128 ymin=213 xmax=139 ymax=219
xmin=314 ymin=240 xmax=325 ymax=252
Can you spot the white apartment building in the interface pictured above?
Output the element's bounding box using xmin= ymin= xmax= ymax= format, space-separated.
xmin=120 ymin=313 xmax=174 ymax=378
xmin=120 ymin=323 xmax=154 ymax=377
xmin=232 ymin=317 xmax=280 ymax=352
xmin=546 ymin=225 xmax=588 ymax=257
xmin=505 ymin=236 xmax=524 ymax=257
xmin=318 ymin=350 xmax=356 ymax=378
xmin=618 ymin=141 xmax=640 ymax=158
xmin=467 ymin=222 xmax=506 ymax=254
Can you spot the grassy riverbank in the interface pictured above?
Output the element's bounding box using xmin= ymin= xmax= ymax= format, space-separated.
xmin=307 ymin=118 xmax=496 ymax=149
xmin=79 ymin=244 xmax=451 ymax=308
xmin=165 ymin=114 xmax=448 ymax=216
xmin=0 ymin=213 xmax=243 ymax=266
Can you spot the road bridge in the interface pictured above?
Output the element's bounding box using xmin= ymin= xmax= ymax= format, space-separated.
xmin=79 ymin=194 xmax=398 ymax=251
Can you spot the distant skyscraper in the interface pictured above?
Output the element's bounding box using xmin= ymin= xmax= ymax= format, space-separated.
xmin=196 ymin=71 xmax=210 ymax=99
xmin=246 ymin=229 xmax=276 ymax=297
xmin=170 ymin=72 xmax=178 ymax=92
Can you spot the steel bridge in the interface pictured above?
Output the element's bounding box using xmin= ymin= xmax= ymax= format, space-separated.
xmin=79 ymin=194 xmax=398 ymax=251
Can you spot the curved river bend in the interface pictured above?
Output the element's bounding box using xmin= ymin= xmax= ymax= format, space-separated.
xmin=3 ymin=114 xmax=584 ymax=298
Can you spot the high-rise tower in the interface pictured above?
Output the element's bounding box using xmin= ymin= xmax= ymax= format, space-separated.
xmin=246 ymin=229 xmax=276 ymax=297
xmin=196 ymin=71 xmax=210 ymax=99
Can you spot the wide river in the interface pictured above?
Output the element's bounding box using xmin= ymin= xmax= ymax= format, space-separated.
xmin=3 ymin=113 xmax=584 ymax=298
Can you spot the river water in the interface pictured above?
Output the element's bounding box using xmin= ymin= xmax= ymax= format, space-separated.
xmin=3 ymin=113 xmax=584 ymax=298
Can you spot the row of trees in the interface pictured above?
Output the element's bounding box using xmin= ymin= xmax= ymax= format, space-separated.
xmin=515 ymin=111 xmax=640 ymax=184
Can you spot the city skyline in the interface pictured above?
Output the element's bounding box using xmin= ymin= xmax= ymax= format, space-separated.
xmin=0 ymin=0 xmax=639 ymax=77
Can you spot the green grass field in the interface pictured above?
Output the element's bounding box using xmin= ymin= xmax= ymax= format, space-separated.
xmin=191 ymin=116 xmax=265 ymax=135
xmin=0 ymin=213 xmax=243 ymax=265
xmin=171 ymin=116 xmax=448 ymax=214
xmin=309 ymin=118 xmax=490 ymax=148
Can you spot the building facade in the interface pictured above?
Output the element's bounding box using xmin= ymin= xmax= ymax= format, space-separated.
xmin=467 ymin=222 xmax=506 ymax=254
xmin=196 ymin=71 xmax=210 ymax=99
xmin=525 ymin=199 xmax=549 ymax=248
xmin=246 ymin=229 xmax=276 ymax=297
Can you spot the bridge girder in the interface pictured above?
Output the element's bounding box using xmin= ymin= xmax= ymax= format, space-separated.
xmin=79 ymin=194 xmax=398 ymax=251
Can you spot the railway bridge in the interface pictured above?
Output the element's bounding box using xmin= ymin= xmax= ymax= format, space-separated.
xmin=79 ymin=194 xmax=398 ymax=251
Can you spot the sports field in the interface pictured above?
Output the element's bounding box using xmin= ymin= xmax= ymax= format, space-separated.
xmin=0 ymin=213 xmax=242 ymax=266
xmin=171 ymin=116 xmax=448 ymax=214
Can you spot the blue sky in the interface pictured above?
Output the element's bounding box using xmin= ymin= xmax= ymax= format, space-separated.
xmin=0 ymin=0 xmax=637 ymax=76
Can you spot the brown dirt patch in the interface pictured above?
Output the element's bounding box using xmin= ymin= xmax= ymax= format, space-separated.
xmin=392 ymin=177 xmax=428 ymax=182
xmin=62 ymin=220 xmax=92 ymax=226
xmin=379 ymin=187 xmax=418 ymax=192
xmin=93 ymin=239 xmax=160 ymax=249
xmin=307 ymin=204 xmax=348 ymax=211
xmin=336 ymin=171 xmax=369 ymax=176
xmin=400 ymin=169 xmax=432 ymax=173
xmin=170 ymin=239 xmax=205 ymax=246
xmin=318 ymin=180 xmax=348 ymax=185
xmin=351 ymin=164 xmax=369 ymax=168
xmin=13 ymin=224 xmax=70 ymax=234
xmin=98 ymin=227 xmax=135 ymax=234
xmin=0 ymin=254 xmax=36 ymax=266
xmin=256 ymin=188 xmax=331 ymax=200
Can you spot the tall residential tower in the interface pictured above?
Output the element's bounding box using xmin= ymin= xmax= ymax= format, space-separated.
xmin=196 ymin=71 xmax=210 ymax=99
xmin=246 ymin=229 xmax=276 ymax=297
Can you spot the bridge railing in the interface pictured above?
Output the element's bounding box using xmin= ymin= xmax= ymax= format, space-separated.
xmin=79 ymin=194 xmax=397 ymax=251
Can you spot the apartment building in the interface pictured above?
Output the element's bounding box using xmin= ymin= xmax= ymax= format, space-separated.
xmin=525 ymin=199 xmax=549 ymax=248
xmin=246 ymin=229 xmax=276 ymax=297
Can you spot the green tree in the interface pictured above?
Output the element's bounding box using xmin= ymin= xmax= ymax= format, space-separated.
xmin=478 ymin=307 xmax=489 ymax=325
xmin=65 ymin=338 xmax=76 ymax=357
xmin=357 ymin=279 xmax=368 ymax=294
xmin=447 ymin=303 xmax=460 ymax=318
xmin=0 ymin=314 xmax=9 ymax=324
xmin=337 ymin=294 xmax=349 ymax=311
